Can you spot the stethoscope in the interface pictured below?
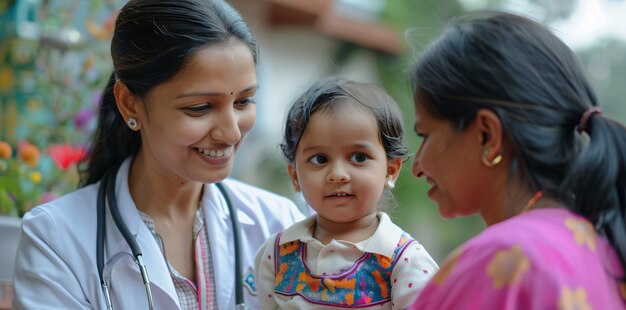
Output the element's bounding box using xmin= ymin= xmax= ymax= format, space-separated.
xmin=96 ymin=163 xmax=245 ymax=309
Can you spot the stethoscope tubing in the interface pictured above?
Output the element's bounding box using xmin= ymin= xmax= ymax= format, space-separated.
xmin=97 ymin=163 xmax=154 ymax=310
xmin=216 ymin=182 xmax=244 ymax=308
xmin=96 ymin=164 xmax=243 ymax=309
xmin=96 ymin=166 xmax=111 ymax=308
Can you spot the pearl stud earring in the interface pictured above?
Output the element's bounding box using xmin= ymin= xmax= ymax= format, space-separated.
xmin=127 ymin=117 xmax=138 ymax=130
xmin=385 ymin=178 xmax=395 ymax=189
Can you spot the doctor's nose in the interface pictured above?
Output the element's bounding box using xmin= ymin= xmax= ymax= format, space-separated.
xmin=212 ymin=108 xmax=242 ymax=145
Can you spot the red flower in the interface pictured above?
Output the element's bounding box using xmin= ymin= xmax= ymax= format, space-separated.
xmin=47 ymin=144 xmax=87 ymax=170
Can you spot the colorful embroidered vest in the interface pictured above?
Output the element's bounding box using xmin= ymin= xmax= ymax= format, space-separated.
xmin=273 ymin=232 xmax=415 ymax=307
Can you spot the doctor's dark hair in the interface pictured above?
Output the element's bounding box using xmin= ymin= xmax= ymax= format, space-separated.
xmin=281 ymin=78 xmax=408 ymax=163
xmin=80 ymin=0 xmax=258 ymax=186
xmin=410 ymin=11 xmax=626 ymax=278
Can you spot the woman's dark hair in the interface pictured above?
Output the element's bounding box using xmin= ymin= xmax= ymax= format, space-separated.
xmin=80 ymin=0 xmax=258 ymax=186
xmin=410 ymin=11 xmax=626 ymax=278
xmin=281 ymin=78 xmax=408 ymax=163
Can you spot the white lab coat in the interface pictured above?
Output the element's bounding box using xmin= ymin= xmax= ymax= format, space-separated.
xmin=12 ymin=159 xmax=304 ymax=309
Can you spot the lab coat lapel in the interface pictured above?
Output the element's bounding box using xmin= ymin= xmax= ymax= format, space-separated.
xmin=104 ymin=158 xmax=180 ymax=308
xmin=203 ymin=183 xmax=235 ymax=310
xmin=137 ymin=224 xmax=181 ymax=308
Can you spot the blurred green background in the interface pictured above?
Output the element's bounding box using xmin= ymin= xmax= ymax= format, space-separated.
xmin=1 ymin=0 xmax=625 ymax=263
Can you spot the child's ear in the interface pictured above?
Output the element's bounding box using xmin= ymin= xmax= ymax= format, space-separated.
xmin=386 ymin=158 xmax=402 ymax=182
xmin=287 ymin=163 xmax=301 ymax=192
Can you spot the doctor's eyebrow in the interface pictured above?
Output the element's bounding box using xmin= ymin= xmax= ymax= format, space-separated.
xmin=175 ymin=84 xmax=259 ymax=99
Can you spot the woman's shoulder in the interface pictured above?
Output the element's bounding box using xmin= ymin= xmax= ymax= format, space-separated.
xmin=19 ymin=184 xmax=101 ymax=258
xmin=454 ymin=207 xmax=622 ymax=289
xmin=470 ymin=208 xmax=592 ymax=251
xmin=412 ymin=208 xmax=625 ymax=309
xmin=24 ymin=183 xmax=99 ymax=223
xmin=458 ymin=208 xmax=602 ymax=267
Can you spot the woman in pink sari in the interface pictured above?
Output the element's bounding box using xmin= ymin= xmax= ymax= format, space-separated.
xmin=408 ymin=12 xmax=626 ymax=309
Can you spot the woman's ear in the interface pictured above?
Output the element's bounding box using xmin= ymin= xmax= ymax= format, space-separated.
xmin=475 ymin=108 xmax=504 ymax=163
xmin=114 ymin=80 xmax=144 ymax=130
xmin=287 ymin=164 xmax=301 ymax=192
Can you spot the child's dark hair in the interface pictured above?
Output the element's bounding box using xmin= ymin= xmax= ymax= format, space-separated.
xmin=80 ymin=0 xmax=257 ymax=186
xmin=410 ymin=11 xmax=626 ymax=278
xmin=281 ymin=78 xmax=408 ymax=163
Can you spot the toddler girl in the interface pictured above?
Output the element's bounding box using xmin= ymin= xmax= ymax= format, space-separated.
xmin=255 ymin=78 xmax=438 ymax=309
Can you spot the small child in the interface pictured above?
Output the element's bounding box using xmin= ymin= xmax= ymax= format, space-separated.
xmin=255 ymin=78 xmax=438 ymax=309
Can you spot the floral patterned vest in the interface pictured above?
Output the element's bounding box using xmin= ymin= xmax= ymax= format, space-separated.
xmin=273 ymin=232 xmax=415 ymax=307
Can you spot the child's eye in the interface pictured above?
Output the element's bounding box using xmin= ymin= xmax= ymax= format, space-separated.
xmin=308 ymin=155 xmax=328 ymax=165
xmin=350 ymin=153 xmax=368 ymax=163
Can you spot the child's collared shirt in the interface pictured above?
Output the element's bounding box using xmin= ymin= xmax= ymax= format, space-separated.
xmin=255 ymin=212 xmax=438 ymax=309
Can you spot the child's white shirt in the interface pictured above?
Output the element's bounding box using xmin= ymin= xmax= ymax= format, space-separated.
xmin=254 ymin=212 xmax=439 ymax=310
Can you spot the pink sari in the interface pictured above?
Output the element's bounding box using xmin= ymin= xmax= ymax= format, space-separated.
xmin=409 ymin=208 xmax=626 ymax=309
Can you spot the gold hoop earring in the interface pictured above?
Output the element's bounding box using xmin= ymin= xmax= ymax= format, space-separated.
xmin=481 ymin=149 xmax=502 ymax=168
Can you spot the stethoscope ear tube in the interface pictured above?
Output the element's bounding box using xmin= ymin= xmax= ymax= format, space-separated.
xmin=215 ymin=182 xmax=245 ymax=308
xmin=106 ymin=167 xmax=141 ymax=258
xmin=97 ymin=169 xmax=107 ymax=286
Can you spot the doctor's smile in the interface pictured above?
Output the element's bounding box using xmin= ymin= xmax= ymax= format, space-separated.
xmin=192 ymin=146 xmax=234 ymax=166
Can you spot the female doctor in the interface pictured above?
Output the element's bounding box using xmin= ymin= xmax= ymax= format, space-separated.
xmin=12 ymin=0 xmax=304 ymax=309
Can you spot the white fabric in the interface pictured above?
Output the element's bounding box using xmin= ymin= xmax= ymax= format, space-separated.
xmin=0 ymin=216 xmax=21 ymax=282
xmin=255 ymin=212 xmax=439 ymax=310
xmin=12 ymin=158 xmax=304 ymax=309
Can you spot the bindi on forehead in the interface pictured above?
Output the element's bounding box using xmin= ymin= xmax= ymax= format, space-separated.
xmin=174 ymin=84 xmax=257 ymax=99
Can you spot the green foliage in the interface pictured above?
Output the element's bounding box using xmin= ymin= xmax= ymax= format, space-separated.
xmin=0 ymin=156 xmax=44 ymax=217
